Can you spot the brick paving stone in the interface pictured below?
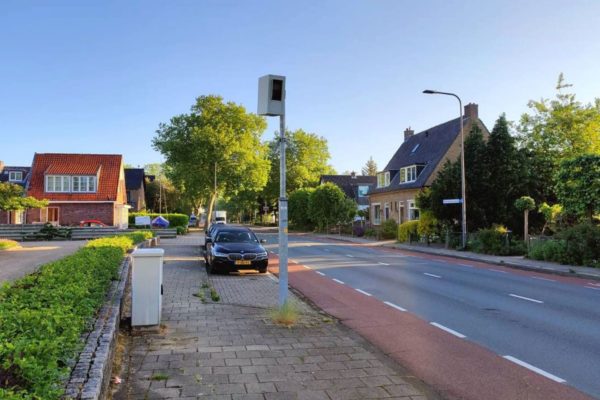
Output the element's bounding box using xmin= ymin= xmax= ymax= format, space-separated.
xmin=113 ymin=233 xmax=432 ymax=400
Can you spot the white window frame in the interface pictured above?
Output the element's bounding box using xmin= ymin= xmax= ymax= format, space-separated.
xmin=372 ymin=203 xmax=381 ymax=225
xmin=72 ymin=176 xmax=97 ymax=193
xmin=400 ymin=165 xmax=418 ymax=184
xmin=8 ymin=171 xmax=23 ymax=182
xmin=45 ymin=175 xmax=97 ymax=193
xmin=377 ymin=172 xmax=391 ymax=188
xmin=408 ymin=199 xmax=420 ymax=221
xmin=358 ymin=185 xmax=369 ymax=197
xmin=45 ymin=175 xmax=71 ymax=193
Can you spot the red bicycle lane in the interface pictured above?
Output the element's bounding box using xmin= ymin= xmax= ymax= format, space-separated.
xmin=267 ymin=254 xmax=592 ymax=400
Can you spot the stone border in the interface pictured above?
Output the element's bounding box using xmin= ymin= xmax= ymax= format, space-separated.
xmin=63 ymin=242 xmax=148 ymax=399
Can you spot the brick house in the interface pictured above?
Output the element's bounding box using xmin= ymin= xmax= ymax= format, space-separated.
xmin=124 ymin=168 xmax=147 ymax=211
xmin=25 ymin=153 xmax=130 ymax=227
xmin=319 ymin=172 xmax=377 ymax=212
xmin=369 ymin=103 xmax=489 ymax=226
xmin=0 ymin=161 xmax=32 ymax=224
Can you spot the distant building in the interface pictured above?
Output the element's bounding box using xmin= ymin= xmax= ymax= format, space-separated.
xmin=319 ymin=172 xmax=377 ymax=212
xmin=125 ymin=168 xmax=147 ymax=211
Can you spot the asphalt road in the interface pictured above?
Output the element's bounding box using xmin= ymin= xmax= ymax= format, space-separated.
xmin=259 ymin=232 xmax=600 ymax=399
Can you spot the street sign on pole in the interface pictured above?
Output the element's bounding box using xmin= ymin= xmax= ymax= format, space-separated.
xmin=443 ymin=198 xmax=463 ymax=205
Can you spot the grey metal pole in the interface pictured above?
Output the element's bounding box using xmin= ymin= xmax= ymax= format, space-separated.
xmin=458 ymin=99 xmax=467 ymax=249
xmin=278 ymin=112 xmax=289 ymax=306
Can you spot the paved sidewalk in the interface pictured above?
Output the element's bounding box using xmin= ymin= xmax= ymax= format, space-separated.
xmin=113 ymin=233 xmax=433 ymax=400
xmin=311 ymin=234 xmax=600 ymax=281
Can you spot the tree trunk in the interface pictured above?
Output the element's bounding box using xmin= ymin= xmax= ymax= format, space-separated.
xmin=205 ymin=192 xmax=217 ymax=230
xmin=524 ymin=210 xmax=529 ymax=245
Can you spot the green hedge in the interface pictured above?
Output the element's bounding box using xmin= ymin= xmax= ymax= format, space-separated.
xmin=85 ymin=231 xmax=154 ymax=253
xmin=0 ymin=246 xmax=126 ymax=399
xmin=129 ymin=212 xmax=189 ymax=228
xmin=381 ymin=219 xmax=398 ymax=240
xmin=0 ymin=239 xmax=20 ymax=250
xmin=529 ymin=223 xmax=600 ymax=267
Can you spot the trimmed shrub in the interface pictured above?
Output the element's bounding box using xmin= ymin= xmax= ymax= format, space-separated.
xmin=353 ymin=225 xmax=365 ymax=237
xmin=0 ymin=246 xmax=125 ymax=399
xmin=470 ymin=225 xmax=525 ymax=256
xmin=398 ymin=220 xmax=419 ymax=242
xmin=129 ymin=212 xmax=189 ymax=228
xmin=176 ymin=226 xmax=188 ymax=235
xmin=529 ymin=239 xmax=567 ymax=263
xmin=417 ymin=211 xmax=439 ymax=243
xmin=381 ymin=219 xmax=398 ymax=240
xmin=556 ymin=223 xmax=600 ymax=267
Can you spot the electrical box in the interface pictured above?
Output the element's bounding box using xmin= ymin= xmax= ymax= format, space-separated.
xmin=131 ymin=248 xmax=164 ymax=327
xmin=257 ymin=74 xmax=286 ymax=116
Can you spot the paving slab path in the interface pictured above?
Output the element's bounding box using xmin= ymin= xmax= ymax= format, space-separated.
xmin=113 ymin=233 xmax=435 ymax=400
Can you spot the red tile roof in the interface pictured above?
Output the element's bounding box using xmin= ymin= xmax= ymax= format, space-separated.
xmin=28 ymin=153 xmax=124 ymax=202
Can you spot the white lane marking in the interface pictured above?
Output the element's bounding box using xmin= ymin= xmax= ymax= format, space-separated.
xmin=332 ymin=278 xmax=345 ymax=284
xmin=323 ymin=248 xmax=330 ymax=252
xmin=316 ymin=271 xmax=325 ymax=276
xmin=384 ymin=301 xmax=407 ymax=312
xmin=503 ymin=355 xmax=566 ymax=383
xmin=355 ymin=289 xmax=372 ymax=296
xmin=424 ymin=273 xmax=441 ymax=279
xmin=509 ymin=293 xmax=544 ymax=304
xmin=346 ymin=254 xmax=354 ymax=258
xmin=490 ymin=269 xmax=507 ymax=273
xmin=585 ymin=286 xmax=600 ymax=291
xmin=378 ymin=262 xmax=390 ymax=266
xmin=588 ymin=282 xmax=600 ymax=287
xmin=531 ymin=276 xmax=556 ymax=282
xmin=458 ymin=263 xmax=473 ymax=268
xmin=267 ymin=274 xmax=278 ymax=282
xmin=290 ymin=259 xmax=298 ymax=263
xmin=303 ymin=265 xmax=311 ymax=269
xmin=430 ymin=322 xmax=467 ymax=338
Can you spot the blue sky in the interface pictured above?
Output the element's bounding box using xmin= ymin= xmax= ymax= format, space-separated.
xmin=2 ymin=1 xmax=599 ymax=173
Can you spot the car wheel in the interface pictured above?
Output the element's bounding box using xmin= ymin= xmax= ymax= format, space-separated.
xmin=258 ymin=267 xmax=267 ymax=274
xmin=206 ymin=260 xmax=213 ymax=274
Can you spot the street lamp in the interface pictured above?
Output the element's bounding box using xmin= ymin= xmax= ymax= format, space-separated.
xmin=422 ymin=89 xmax=467 ymax=249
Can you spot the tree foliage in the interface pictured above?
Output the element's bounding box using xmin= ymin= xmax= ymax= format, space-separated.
xmin=361 ymin=156 xmax=378 ymax=176
xmin=153 ymin=95 xmax=270 ymax=227
xmin=0 ymin=182 xmax=48 ymax=211
xmin=308 ymin=183 xmax=356 ymax=231
xmin=288 ymin=188 xmax=314 ymax=229
xmin=555 ymin=154 xmax=600 ymax=222
xmin=263 ymin=129 xmax=335 ymax=204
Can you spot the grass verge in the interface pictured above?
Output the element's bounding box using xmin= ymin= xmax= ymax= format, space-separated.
xmin=269 ymin=301 xmax=300 ymax=327
xmin=0 ymin=239 xmax=20 ymax=251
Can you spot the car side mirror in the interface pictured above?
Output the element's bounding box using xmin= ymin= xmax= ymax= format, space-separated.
xmin=260 ymin=239 xmax=267 ymax=244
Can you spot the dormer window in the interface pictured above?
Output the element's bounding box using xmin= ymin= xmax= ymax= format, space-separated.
xmin=45 ymin=175 xmax=97 ymax=193
xmin=399 ymin=165 xmax=421 ymax=184
xmin=8 ymin=171 xmax=23 ymax=182
xmin=377 ymin=172 xmax=390 ymax=188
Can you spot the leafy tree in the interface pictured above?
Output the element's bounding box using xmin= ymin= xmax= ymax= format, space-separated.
xmin=515 ymin=196 xmax=536 ymax=242
xmin=538 ymin=202 xmax=563 ymax=235
xmin=153 ymin=95 xmax=270 ymax=228
xmin=361 ymin=156 xmax=378 ymax=176
xmin=518 ymin=74 xmax=600 ymax=199
xmin=263 ymin=129 xmax=335 ymax=205
xmin=288 ymin=188 xmax=314 ymax=229
xmin=0 ymin=183 xmax=48 ymax=222
xmin=555 ymin=154 xmax=600 ymax=222
xmin=308 ymin=183 xmax=356 ymax=231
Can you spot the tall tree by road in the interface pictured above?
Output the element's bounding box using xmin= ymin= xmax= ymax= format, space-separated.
xmin=153 ymin=95 xmax=270 ymax=227
xmin=263 ymin=129 xmax=335 ymax=205
xmin=361 ymin=156 xmax=378 ymax=176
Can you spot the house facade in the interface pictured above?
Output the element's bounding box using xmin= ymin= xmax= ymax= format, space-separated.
xmin=369 ymin=103 xmax=489 ymax=226
xmin=0 ymin=161 xmax=32 ymax=224
xmin=25 ymin=153 xmax=130 ymax=228
xmin=319 ymin=172 xmax=376 ymax=211
xmin=124 ymin=168 xmax=147 ymax=211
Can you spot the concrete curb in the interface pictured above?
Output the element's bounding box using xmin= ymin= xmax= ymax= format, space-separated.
xmin=313 ymin=234 xmax=600 ymax=282
xmin=63 ymin=243 xmax=145 ymax=399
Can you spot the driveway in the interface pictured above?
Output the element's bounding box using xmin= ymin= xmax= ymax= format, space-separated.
xmin=0 ymin=240 xmax=85 ymax=283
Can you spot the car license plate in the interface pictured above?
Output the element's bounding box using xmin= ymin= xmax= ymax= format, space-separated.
xmin=235 ymin=260 xmax=252 ymax=266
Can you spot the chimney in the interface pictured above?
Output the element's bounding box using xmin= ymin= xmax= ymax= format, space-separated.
xmin=0 ymin=160 xmax=4 ymax=172
xmin=464 ymin=103 xmax=478 ymax=120
xmin=350 ymin=171 xmax=356 ymax=179
xmin=404 ymin=127 xmax=414 ymax=142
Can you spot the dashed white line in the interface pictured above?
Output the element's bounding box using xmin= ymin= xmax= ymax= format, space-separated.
xmin=378 ymin=262 xmax=390 ymax=266
xmin=430 ymin=322 xmax=467 ymax=338
xmin=346 ymin=254 xmax=354 ymax=258
xmin=458 ymin=263 xmax=473 ymax=268
xmin=302 ymin=265 xmax=311 ymax=269
xmin=332 ymin=278 xmax=345 ymax=284
xmin=531 ymin=276 xmax=556 ymax=282
xmin=355 ymin=289 xmax=372 ymax=296
xmin=316 ymin=271 xmax=325 ymax=276
xmin=323 ymin=248 xmax=330 ymax=252
xmin=509 ymin=293 xmax=544 ymax=304
xmin=503 ymin=355 xmax=566 ymax=383
xmin=490 ymin=268 xmax=507 ymax=273
xmin=383 ymin=301 xmax=407 ymax=312
xmin=585 ymin=286 xmax=600 ymax=291
xmin=424 ymin=273 xmax=442 ymax=279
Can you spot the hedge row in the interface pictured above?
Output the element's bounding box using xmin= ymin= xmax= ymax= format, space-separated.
xmin=0 ymin=232 xmax=148 ymax=399
xmin=128 ymin=212 xmax=189 ymax=228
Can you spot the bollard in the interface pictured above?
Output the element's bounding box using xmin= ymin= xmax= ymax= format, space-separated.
xmin=131 ymin=248 xmax=164 ymax=327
